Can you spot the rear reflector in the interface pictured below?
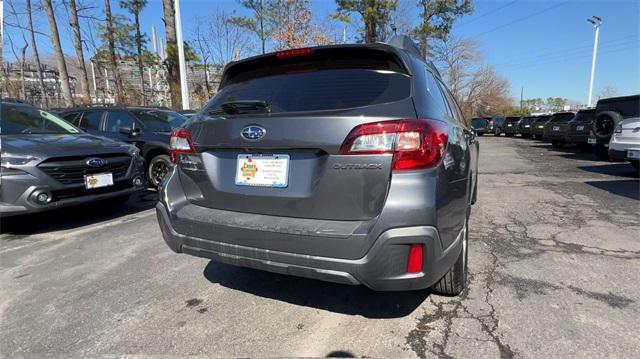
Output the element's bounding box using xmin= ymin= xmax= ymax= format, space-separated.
xmin=407 ymin=244 xmax=423 ymax=273
xmin=339 ymin=119 xmax=448 ymax=171
xmin=170 ymin=128 xmax=196 ymax=164
xmin=275 ymin=48 xmax=315 ymax=59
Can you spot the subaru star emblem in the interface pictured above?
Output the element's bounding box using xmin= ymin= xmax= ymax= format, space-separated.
xmin=241 ymin=125 xmax=266 ymax=141
xmin=86 ymin=158 xmax=107 ymax=167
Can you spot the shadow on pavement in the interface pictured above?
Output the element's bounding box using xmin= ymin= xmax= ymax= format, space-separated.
xmin=203 ymin=261 xmax=429 ymax=319
xmin=584 ymin=180 xmax=640 ymax=201
xmin=0 ymin=191 xmax=158 ymax=236
xmin=577 ymin=163 xmax=640 ymax=178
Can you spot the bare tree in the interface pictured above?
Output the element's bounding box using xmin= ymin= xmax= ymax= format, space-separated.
xmin=121 ymin=0 xmax=149 ymax=105
xmin=103 ymin=0 xmax=126 ymax=103
xmin=271 ymin=0 xmax=333 ymax=50
xmin=597 ymin=86 xmax=617 ymax=100
xmin=191 ymin=16 xmax=213 ymax=96
xmin=4 ymin=0 xmax=29 ymax=100
xmin=42 ymin=0 xmax=74 ymax=106
xmin=162 ymin=0 xmax=181 ymax=109
xmin=433 ymin=37 xmax=511 ymax=119
xmin=26 ymin=0 xmax=48 ymax=107
xmin=68 ymin=0 xmax=91 ymax=103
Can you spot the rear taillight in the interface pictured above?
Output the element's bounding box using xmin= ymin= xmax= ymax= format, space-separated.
xmin=275 ymin=48 xmax=314 ymax=59
xmin=339 ymin=119 xmax=448 ymax=171
xmin=587 ymin=122 xmax=594 ymax=133
xmin=614 ymin=124 xmax=622 ymax=134
xmin=170 ymin=128 xmax=196 ymax=164
xmin=406 ymin=244 xmax=424 ymax=273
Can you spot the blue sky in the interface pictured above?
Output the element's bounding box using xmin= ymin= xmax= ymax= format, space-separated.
xmin=3 ymin=0 xmax=639 ymax=104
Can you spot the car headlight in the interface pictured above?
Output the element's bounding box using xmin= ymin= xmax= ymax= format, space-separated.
xmin=1 ymin=155 xmax=35 ymax=166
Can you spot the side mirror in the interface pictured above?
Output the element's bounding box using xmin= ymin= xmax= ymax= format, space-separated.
xmin=120 ymin=127 xmax=141 ymax=136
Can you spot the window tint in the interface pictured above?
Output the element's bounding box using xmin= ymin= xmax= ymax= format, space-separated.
xmin=1 ymin=105 xmax=81 ymax=135
xmin=104 ymin=110 xmax=136 ymax=132
xmin=549 ymin=113 xmax=575 ymax=123
xmin=205 ymin=69 xmax=410 ymax=114
xmin=438 ymin=79 xmax=465 ymax=126
xmin=599 ymin=99 xmax=640 ymax=117
xmin=574 ymin=110 xmax=595 ymax=122
xmin=80 ymin=111 xmax=104 ymax=130
xmin=131 ymin=110 xmax=186 ymax=132
xmin=424 ymin=69 xmax=452 ymax=119
xmin=62 ymin=112 xmax=79 ymax=125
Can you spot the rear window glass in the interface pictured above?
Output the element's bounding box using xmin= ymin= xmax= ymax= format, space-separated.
xmin=549 ymin=113 xmax=575 ymax=122
xmin=204 ymin=69 xmax=410 ymax=115
xmin=471 ymin=118 xmax=486 ymax=126
xmin=574 ymin=110 xmax=595 ymax=121
xmin=596 ymin=98 xmax=639 ymax=117
xmin=131 ymin=110 xmax=186 ymax=132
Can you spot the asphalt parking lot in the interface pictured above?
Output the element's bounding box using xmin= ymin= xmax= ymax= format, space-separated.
xmin=1 ymin=136 xmax=638 ymax=358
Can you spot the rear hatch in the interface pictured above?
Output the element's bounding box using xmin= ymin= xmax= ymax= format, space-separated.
xmin=568 ymin=110 xmax=595 ymax=134
xmin=546 ymin=112 xmax=576 ymax=133
xmin=179 ymin=46 xmax=418 ymax=221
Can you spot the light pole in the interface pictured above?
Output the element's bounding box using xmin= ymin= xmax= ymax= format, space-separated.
xmin=586 ymin=16 xmax=602 ymax=108
xmin=174 ymin=0 xmax=190 ymax=110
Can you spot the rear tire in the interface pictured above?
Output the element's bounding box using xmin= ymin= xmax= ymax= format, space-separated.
xmin=148 ymin=154 xmax=172 ymax=188
xmin=477 ymin=132 xmax=484 ymax=137
xmin=432 ymin=218 xmax=468 ymax=296
xmin=595 ymin=144 xmax=609 ymax=160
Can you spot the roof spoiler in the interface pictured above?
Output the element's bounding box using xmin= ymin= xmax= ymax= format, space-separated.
xmin=386 ymin=35 xmax=441 ymax=78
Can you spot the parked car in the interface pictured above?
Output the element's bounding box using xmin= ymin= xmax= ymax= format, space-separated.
xmin=608 ymin=117 xmax=640 ymax=170
xmin=0 ymin=102 xmax=146 ymax=217
xmin=471 ymin=117 xmax=490 ymax=136
xmin=156 ymin=36 xmax=479 ymax=295
xmin=58 ymin=106 xmax=188 ymax=187
xmin=591 ymin=95 xmax=640 ymax=159
xmin=491 ymin=116 xmax=507 ymax=136
xmin=565 ymin=108 xmax=595 ymax=149
xmin=503 ymin=116 xmax=522 ymax=137
xmin=518 ymin=116 xmax=536 ymax=138
xmin=531 ymin=115 xmax=552 ymax=140
xmin=543 ymin=112 xmax=576 ymax=147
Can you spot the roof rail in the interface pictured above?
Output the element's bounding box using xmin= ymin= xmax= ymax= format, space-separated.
xmin=387 ymin=35 xmax=442 ymax=78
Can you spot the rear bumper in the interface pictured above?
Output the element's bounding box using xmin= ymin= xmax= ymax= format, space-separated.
xmin=565 ymin=133 xmax=590 ymax=143
xmin=156 ymin=201 xmax=462 ymax=291
xmin=544 ymin=132 xmax=567 ymax=141
xmin=503 ymin=125 xmax=518 ymax=134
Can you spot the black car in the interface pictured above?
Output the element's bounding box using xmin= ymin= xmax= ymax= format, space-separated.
xmin=471 ymin=117 xmax=490 ymax=136
xmin=565 ymin=109 xmax=595 ymax=149
xmin=543 ymin=112 xmax=576 ymax=147
xmin=491 ymin=116 xmax=507 ymax=136
xmin=0 ymin=102 xmax=146 ymax=217
xmin=503 ymin=116 xmax=522 ymax=137
xmin=591 ymin=95 xmax=640 ymax=158
xmin=518 ymin=116 xmax=536 ymax=138
xmin=531 ymin=115 xmax=552 ymax=140
xmin=58 ymin=106 xmax=188 ymax=187
xmin=157 ymin=35 xmax=479 ymax=295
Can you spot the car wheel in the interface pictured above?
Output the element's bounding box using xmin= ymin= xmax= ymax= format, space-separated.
xmin=432 ymin=217 xmax=468 ymax=296
xmin=595 ymin=144 xmax=609 ymax=160
xmin=477 ymin=132 xmax=484 ymax=137
xmin=576 ymin=143 xmax=588 ymax=151
xmin=148 ymin=154 xmax=171 ymax=188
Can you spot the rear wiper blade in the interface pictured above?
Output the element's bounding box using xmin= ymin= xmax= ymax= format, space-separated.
xmin=217 ymin=100 xmax=271 ymax=115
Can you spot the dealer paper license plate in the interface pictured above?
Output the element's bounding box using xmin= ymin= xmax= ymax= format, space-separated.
xmin=235 ymin=154 xmax=289 ymax=188
xmin=588 ymin=137 xmax=597 ymax=144
xmin=84 ymin=173 xmax=113 ymax=189
xmin=553 ymin=126 xmax=560 ymax=131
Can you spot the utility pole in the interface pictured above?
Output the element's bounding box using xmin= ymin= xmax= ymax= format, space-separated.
xmin=520 ymin=86 xmax=524 ymax=112
xmin=174 ymin=0 xmax=190 ymax=110
xmin=587 ymin=16 xmax=602 ymax=108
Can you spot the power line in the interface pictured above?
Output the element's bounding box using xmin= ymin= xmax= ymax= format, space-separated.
xmin=474 ymin=1 xmax=571 ymax=38
xmin=500 ymin=44 xmax=638 ymax=71
xmin=457 ymin=0 xmax=520 ymax=27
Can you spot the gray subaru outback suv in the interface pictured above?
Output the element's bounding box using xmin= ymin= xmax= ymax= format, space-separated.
xmin=156 ymin=36 xmax=479 ymax=295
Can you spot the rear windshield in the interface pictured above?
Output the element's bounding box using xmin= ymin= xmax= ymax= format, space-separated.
xmin=549 ymin=113 xmax=575 ymax=123
xmin=204 ymin=69 xmax=410 ymax=115
xmin=574 ymin=110 xmax=595 ymax=122
xmin=1 ymin=104 xmax=81 ymax=135
xmin=596 ymin=97 xmax=640 ymax=117
xmin=506 ymin=117 xmax=521 ymax=122
xmin=471 ymin=118 xmax=486 ymax=126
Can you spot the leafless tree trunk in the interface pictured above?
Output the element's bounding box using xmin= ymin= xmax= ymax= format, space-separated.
xmin=133 ymin=10 xmax=147 ymax=105
xmin=103 ymin=0 xmax=125 ymax=103
xmin=162 ymin=0 xmax=181 ymax=109
xmin=192 ymin=17 xmax=211 ymax=95
xmin=25 ymin=0 xmax=48 ymax=107
xmin=42 ymin=0 xmax=74 ymax=107
xmin=68 ymin=0 xmax=91 ymax=103
xmin=6 ymin=32 xmax=28 ymax=100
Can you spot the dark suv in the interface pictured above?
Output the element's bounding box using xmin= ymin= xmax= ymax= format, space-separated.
xmin=0 ymin=102 xmax=146 ymax=217
xmin=156 ymin=36 xmax=479 ymax=295
xmin=58 ymin=106 xmax=187 ymax=187
xmin=565 ymin=108 xmax=595 ymax=149
xmin=503 ymin=116 xmax=522 ymax=137
xmin=543 ymin=112 xmax=576 ymax=147
xmin=491 ymin=116 xmax=507 ymax=136
xmin=471 ymin=117 xmax=490 ymax=136
xmin=531 ymin=115 xmax=552 ymax=139
xmin=518 ymin=116 xmax=536 ymax=138
xmin=591 ymin=95 xmax=640 ymax=158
